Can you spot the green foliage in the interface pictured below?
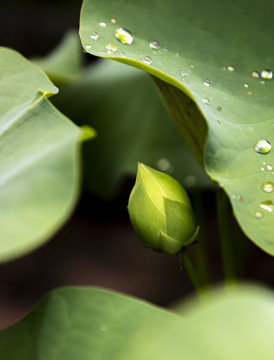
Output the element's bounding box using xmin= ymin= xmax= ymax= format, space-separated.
xmin=0 ymin=47 xmax=95 ymax=263
xmin=1 ymin=285 xmax=274 ymax=359
xmin=80 ymin=0 xmax=274 ymax=253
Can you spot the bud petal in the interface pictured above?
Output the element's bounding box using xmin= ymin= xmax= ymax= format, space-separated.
xmin=128 ymin=163 xmax=199 ymax=254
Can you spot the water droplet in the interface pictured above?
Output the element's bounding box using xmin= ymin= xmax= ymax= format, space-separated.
xmin=111 ymin=18 xmax=116 ymax=23
xmin=267 ymin=165 xmax=273 ymax=171
xmin=184 ymin=175 xmax=197 ymax=187
xmin=261 ymin=80 xmax=265 ymax=85
xmin=247 ymin=91 xmax=253 ymax=95
xmin=262 ymin=181 xmax=274 ymax=193
xmin=255 ymin=211 xmax=263 ymax=219
xmin=202 ymin=98 xmax=210 ymax=105
xmin=163 ymin=47 xmax=168 ymax=52
xmin=203 ymin=79 xmax=211 ymax=87
xmin=261 ymin=69 xmax=273 ymax=80
xmin=142 ymin=56 xmax=152 ymax=65
xmin=105 ymin=43 xmax=118 ymax=53
xmin=260 ymin=200 xmax=274 ymax=214
xmin=190 ymin=64 xmax=195 ymax=68
xmin=157 ymin=158 xmax=172 ymax=172
xmin=218 ymin=181 xmax=224 ymax=188
xmin=114 ymin=28 xmax=133 ymax=44
xmin=244 ymin=83 xmax=249 ymax=88
xmin=254 ymin=140 xmax=272 ymax=154
xmin=85 ymin=45 xmax=91 ymax=50
xmin=100 ymin=325 xmax=107 ymax=332
xmin=180 ymin=70 xmax=187 ymax=77
xmin=227 ymin=65 xmax=234 ymax=71
xmin=118 ymin=52 xmax=126 ymax=57
xmin=90 ymin=31 xmax=99 ymax=40
xmin=149 ymin=40 xmax=161 ymax=50
xmin=99 ymin=21 xmax=106 ymax=27
xmin=216 ymin=106 xmax=222 ymax=111
xmin=261 ymin=167 xmax=265 ymax=171
xmin=252 ymin=71 xmax=260 ymax=79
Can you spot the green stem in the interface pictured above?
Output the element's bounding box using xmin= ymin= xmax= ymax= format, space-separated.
xmin=179 ymin=247 xmax=203 ymax=295
xmin=216 ymin=187 xmax=237 ymax=282
xmin=191 ymin=191 xmax=210 ymax=286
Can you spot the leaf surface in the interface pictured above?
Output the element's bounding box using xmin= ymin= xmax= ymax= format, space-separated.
xmin=0 ymin=47 xmax=95 ymax=263
xmin=1 ymin=285 xmax=274 ymax=359
xmin=79 ymin=0 xmax=274 ymax=252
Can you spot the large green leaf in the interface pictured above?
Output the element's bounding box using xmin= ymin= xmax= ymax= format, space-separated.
xmin=1 ymin=285 xmax=274 ymax=359
xmin=0 ymin=47 xmax=95 ymax=263
xmin=79 ymin=1 xmax=274 ymax=253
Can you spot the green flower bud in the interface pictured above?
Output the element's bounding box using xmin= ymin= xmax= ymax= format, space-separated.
xmin=128 ymin=163 xmax=199 ymax=254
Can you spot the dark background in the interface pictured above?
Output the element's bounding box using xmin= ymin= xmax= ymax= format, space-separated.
xmin=0 ymin=0 xmax=273 ymax=330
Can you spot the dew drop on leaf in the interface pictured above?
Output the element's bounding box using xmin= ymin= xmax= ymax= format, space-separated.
xmin=118 ymin=52 xmax=126 ymax=57
xmin=163 ymin=47 xmax=168 ymax=52
xmin=244 ymin=83 xmax=249 ymax=88
xmin=255 ymin=211 xmax=263 ymax=219
xmin=90 ymin=31 xmax=99 ymax=40
xmin=111 ymin=18 xmax=116 ymax=23
xmin=203 ymin=79 xmax=211 ymax=87
xmin=100 ymin=325 xmax=107 ymax=332
xmin=149 ymin=40 xmax=161 ymax=50
xmin=217 ymin=106 xmax=222 ymax=111
xmin=260 ymin=200 xmax=274 ymax=214
xmin=202 ymin=98 xmax=210 ymax=105
xmin=180 ymin=70 xmax=187 ymax=77
xmin=261 ymin=69 xmax=273 ymax=80
xmin=227 ymin=65 xmax=234 ymax=71
xmin=254 ymin=140 xmax=271 ymax=154
xmin=267 ymin=165 xmax=273 ymax=171
xmin=99 ymin=21 xmax=107 ymax=27
xmin=262 ymin=182 xmax=274 ymax=193
xmin=105 ymin=43 xmax=118 ymax=53
xmin=252 ymin=71 xmax=260 ymax=79
xmin=114 ymin=28 xmax=133 ymax=44
xmin=142 ymin=56 xmax=152 ymax=65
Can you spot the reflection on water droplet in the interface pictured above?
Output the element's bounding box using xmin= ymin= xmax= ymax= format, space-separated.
xmin=202 ymin=98 xmax=210 ymax=105
xmin=261 ymin=69 xmax=273 ymax=80
xmin=180 ymin=70 xmax=187 ymax=77
xmin=260 ymin=200 xmax=274 ymax=214
xmin=114 ymin=28 xmax=133 ymax=44
xmin=247 ymin=91 xmax=253 ymax=95
xmin=163 ymin=47 xmax=168 ymax=52
xmin=244 ymin=83 xmax=249 ymax=88
xmin=100 ymin=325 xmax=107 ymax=332
xmin=217 ymin=106 xmax=222 ymax=111
xmin=85 ymin=45 xmax=91 ymax=50
xmin=190 ymin=64 xmax=195 ymax=68
xmin=267 ymin=165 xmax=273 ymax=171
xmin=90 ymin=31 xmax=99 ymax=40
xmin=105 ymin=43 xmax=118 ymax=53
xmin=252 ymin=71 xmax=260 ymax=79
xmin=118 ymin=52 xmax=126 ymax=57
xmin=262 ymin=181 xmax=274 ymax=193
xmin=261 ymin=167 xmax=265 ymax=171
xmin=254 ymin=140 xmax=271 ymax=154
xmin=203 ymin=79 xmax=211 ymax=87
xmin=255 ymin=211 xmax=263 ymax=219
xmin=227 ymin=65 xmax=234 ymax=71
xmin=142 ymin=56 xmax=152 ymax=65
xmin=184 ymin=175 xmax=197 ymax=187
xmin=157 ymin=158 xmax=172 ymax=172
xmin=111 ymin=18 xmax=116 ymax=23
xmin=149 ymin=40 xmax=161 ymax=50
xmin=99 ymin=21 xmax=106 ymax=27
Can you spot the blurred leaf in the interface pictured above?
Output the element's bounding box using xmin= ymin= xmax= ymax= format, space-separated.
xmin=79 ymin=0 xmax=274 ymax=253
xmin=1 ymin=285 xmax=274 ymax=359
xmin=51 ymin=58 xmax=213 ymax=199
xmin=33 ymin=30 xmax=82 ymax=84
xmin=0 ymin=47 xmax=95 ymax=263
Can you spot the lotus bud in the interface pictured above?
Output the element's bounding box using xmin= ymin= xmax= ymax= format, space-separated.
xmin=128 ymin=163 xmax=199 ymax=254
